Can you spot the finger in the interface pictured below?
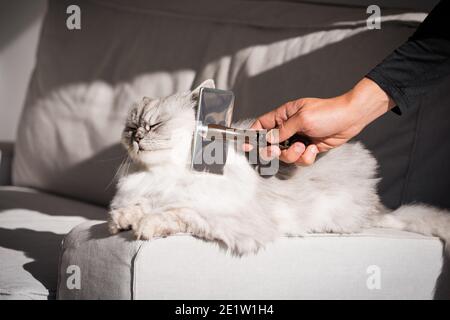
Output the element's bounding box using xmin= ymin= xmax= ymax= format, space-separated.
xmin=242 ymin=143 xmax=254 ymax=152
xmin=279 ymin=142 xmax=305 ymax=163
xmin=271 ymin=112 xmax=303 ymax=143
xmin=251 ymin=100 xmax=302 ymax=131
xmin=245 ymin=119 xmax=263 ymax=150
xmin=259 ymin=145 xmax=281 ymax=162
xmin=242 ymin=143 xmax=253 ymax=152
xmin=250 ymin=119 xmax=263 ymax=130
xmin=252 ymin=99 xmax=305 ymax=143
xmin=295 ymin=144 xmax=319 ymax=166
xmin=251 ymin=110 xmax=278 ymax=130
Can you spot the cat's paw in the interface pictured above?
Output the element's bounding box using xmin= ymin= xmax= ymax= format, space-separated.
xmin=229 ymin=237 xmax=264 ymax=256
xmin=132 ymin=214 xmax=184 ymax=240
xmin=108 ymin=206 xmax=144 ymax=235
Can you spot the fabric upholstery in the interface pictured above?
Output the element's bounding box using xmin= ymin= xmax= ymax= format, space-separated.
xmin=13 ymin=0 xmax=436 ymax=209
xmin=0 ymin=186 xmax=106 ymax=299
xmin=58 ymin=220 xmax=448 ymax=300
xmin=6 ymin=0 xmax=450 ymax=301
xmin=0 ymin=142 xmax=13 ymax=185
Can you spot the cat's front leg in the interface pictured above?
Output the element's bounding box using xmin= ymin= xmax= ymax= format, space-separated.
xmin=108 ymin=205 xmax=196 ymax=239
xmin=132 ymin=208 xmax=263 ymax=255
xmin=132 ymin=207 xmax=214 ymax=241
xmin=108 ymin=205 xmax=145 ymax=234
xmin=133 ymin=211 xmax=186 ymax=240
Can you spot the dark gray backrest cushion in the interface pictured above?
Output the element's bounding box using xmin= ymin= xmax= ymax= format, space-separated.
xmin=15 ymin=0 xmax=446 ymax=210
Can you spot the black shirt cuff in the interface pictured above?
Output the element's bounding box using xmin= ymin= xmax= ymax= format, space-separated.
xmin=366 ymin=69 xmax=409 ymax=115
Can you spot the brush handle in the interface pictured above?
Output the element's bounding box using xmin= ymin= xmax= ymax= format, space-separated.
xmin=277 ymin=133 xmax=312 ymax=150
xmin=202 ymin=124 xmax=311 ymax=150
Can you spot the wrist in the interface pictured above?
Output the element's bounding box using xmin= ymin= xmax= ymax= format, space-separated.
xmin=346 ymin=77 xmax=394 ymax=129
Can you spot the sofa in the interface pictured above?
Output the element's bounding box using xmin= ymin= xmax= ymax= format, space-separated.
xmin=1 ymin=0 xmax=449 ymax=300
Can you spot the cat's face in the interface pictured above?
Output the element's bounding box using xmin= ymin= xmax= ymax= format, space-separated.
xmin=122 ymin=80 xmax=215 ymax=167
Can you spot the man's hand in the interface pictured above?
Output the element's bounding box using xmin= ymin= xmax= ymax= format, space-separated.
xmin=251 ymin=78 xmax=395 ymax=165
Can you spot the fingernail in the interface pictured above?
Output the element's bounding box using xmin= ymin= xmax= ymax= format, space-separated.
xmin=242 ymin=144 xmax=254 ymax=152
xmin=310 ymin=145 xmax=318 ymax=154
xmin=266 ymin=130 xmax=274 ymax=143
xmin=294 ymin=143 xmax=305 ymax=154
xmin=271 ymin=146 xmax=281 ymax=157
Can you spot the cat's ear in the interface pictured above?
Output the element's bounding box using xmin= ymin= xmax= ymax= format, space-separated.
xmin=126 ymin=102 xmax=139 ymax=123
xmin=190 ymin=79 xmax=215 ymax=102
xmin=127 ymin=96 xmax=151 ymax=122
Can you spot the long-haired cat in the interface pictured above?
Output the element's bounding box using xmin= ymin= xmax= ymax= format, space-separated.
xmin=108 ymin=79 xmax=450 ymax=255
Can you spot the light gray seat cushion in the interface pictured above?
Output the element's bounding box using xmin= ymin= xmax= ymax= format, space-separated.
xmin=58 ymin=220 xmax=448 ymax=300
xmin=0 ymin=186 xmax=106 ymax=299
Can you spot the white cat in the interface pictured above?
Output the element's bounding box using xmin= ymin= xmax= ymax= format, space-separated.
xmin=108 ymin=79 xmax=450 ymax=255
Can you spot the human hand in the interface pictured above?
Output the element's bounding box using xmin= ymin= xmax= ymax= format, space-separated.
xmin=250 ymin=78 xmax=394 ymax=165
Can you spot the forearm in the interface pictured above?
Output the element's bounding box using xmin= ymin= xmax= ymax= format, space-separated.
xmin=344 ymin=77 xmax=395 ymax=133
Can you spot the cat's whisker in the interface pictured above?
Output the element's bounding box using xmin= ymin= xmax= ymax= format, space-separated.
xmin=95 ymin=155 xmax=128 ymax=163
xmin=124 ymin=156 xmax=132 ymax=177
xmin=105 ymin=154 xmax=129 ymax=190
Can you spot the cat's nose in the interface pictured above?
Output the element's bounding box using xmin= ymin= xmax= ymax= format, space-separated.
xmin=134 ymin=127 xmax=145 ymax=142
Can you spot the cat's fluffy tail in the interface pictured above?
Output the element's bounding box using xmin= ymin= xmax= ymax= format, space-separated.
xmin=375 ymin=204 xmax=450 ymax=249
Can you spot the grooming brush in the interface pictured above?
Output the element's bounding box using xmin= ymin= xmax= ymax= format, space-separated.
xmin=198 ymin=123 xmax=311 ymax=150
xmin=190 ymin=86 xmax=311 ymax=174
xmin=191 ymin=87 xmax=234 ymax=174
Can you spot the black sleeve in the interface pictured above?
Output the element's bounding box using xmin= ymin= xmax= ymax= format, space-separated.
xmin=366 ymin=0 xmax=450 ymax=114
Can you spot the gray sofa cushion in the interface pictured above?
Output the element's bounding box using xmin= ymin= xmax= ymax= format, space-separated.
xmin=13 ymin=0 xmax=430 ymax=208
xmin=58 ymin=220 xmax=447 ymax=300
xmin=0 ymin=142 xmax=13 ymax=185
xmin=0 ymin=186 xmax=106 ymax=300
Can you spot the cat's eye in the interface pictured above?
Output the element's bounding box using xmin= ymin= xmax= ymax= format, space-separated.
xmin=147 ymin=121 xmax=163 ymax=131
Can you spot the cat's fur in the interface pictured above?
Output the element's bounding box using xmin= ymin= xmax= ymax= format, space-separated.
xmin=109 ymin=79 xmax=450 ymax=255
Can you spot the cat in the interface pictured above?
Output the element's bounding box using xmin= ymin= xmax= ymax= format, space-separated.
xmin=108 ymin=79 xmax=450 ymax=255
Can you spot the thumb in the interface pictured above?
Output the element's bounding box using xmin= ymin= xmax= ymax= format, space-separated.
xmin=268 ymin=113 xmax=302 ymax=143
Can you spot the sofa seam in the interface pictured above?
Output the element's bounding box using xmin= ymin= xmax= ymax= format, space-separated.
xmin=131 ymin=241 xmax=145 ymax=300
xmin=55 ymin=236 xmax=66 ymax=300
xmin=90 ymin=0 xmax=423 ymax=31
xmin=399 ymin=100 xmax=425 ymax=205
xmin=151 ymin=232 xmax=439 ymax=241
xmin=0 ymin=289 xmax=51 ymax=299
